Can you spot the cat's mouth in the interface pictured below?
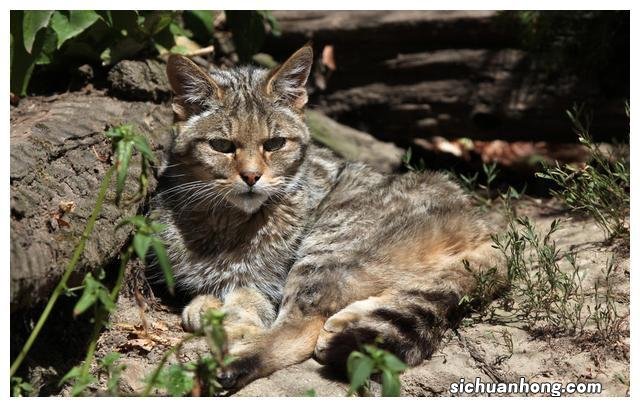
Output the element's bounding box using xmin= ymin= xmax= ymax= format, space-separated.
xmin=239 ymin=190 xmax=259 ymax=198
xmin=227 ymin=189 xmax=269 ymax=214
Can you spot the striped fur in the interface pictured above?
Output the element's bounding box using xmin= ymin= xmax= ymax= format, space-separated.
xmin=152 ymin=46 xmax=506 ymax=390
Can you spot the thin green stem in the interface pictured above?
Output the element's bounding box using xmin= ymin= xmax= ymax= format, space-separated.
xmin=76 ymin=307 xmax=106 ymax=391
xmin=10 ymin=166 xmax=115 ymax=377
xmin=76 ymin=247 xmax=132 ymax=389
xmin=142 ymin=333 xmax=198 ymax=396
xmin=109 ymin=247 xmax=131 ymax=304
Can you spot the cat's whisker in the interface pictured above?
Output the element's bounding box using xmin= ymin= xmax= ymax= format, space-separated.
xmin=194 ymin=185 xmax=226 ymax=208
xmin=160 ymin=172 xmax=190 ymax=178
xmin=186 ymin=186 xmax=222 ymax=209
xmin=174 ymin=184 xmax=219 ymax=216
xmin=158 ymin=187 xmax=213 ymax=207
xmin=157 ymin=180 xmax=209 ymax=196
xmin=184 ymin=193 xmax=219 ymax=214
xmin=157 ymin=162 xmax=183 ymax=168
xmin=159 ymin=185 xmax=206 ymax=200
xmin=208 ymin=187 xmax=235 ymax=213
xmin=194 ymin=183 xmax=237 ymax=214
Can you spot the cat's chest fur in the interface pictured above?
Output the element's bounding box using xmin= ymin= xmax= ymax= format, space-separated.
xmin=158 ymin=195 xmax=307 ymax=302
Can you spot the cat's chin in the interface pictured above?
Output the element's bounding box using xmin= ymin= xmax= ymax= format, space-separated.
xmin=227 ymin=192 xmax=269 ymax=214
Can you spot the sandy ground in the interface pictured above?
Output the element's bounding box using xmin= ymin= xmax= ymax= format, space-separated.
xmin=85 ymin=197 xmax=630 ymax=397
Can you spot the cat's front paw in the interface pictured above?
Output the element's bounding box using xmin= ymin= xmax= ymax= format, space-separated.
xmin=181 ymin=295 xmax=223 ymax=332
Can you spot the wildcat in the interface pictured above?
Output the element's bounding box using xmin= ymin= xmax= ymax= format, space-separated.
xmin=153 ymin=45 xmax=505 ymax=390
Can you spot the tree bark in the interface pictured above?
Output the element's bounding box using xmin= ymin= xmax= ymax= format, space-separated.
xmin=10 ymin=92 xmax=174 ymax=312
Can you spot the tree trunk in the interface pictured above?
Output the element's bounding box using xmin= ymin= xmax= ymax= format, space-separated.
xmin=10 ymin=92 xmax=174 ymax=312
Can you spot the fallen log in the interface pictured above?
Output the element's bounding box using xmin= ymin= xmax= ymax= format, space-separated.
xmin=10 ymin=93 xmax=174 ymax=312
xmin=263 ymin=11 xmax=628 ymax=143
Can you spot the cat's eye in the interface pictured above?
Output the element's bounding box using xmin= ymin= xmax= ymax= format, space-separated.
xmin=209 ymin=138 xmax=236 ymax=154
xmin=263 ymin=137 xmax=287 ymax=152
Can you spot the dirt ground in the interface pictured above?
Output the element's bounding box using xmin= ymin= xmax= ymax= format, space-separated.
xmin=81 ymin=197 xmax=630 ymax=397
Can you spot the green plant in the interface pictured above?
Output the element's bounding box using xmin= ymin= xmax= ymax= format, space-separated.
xmin=118 ymin=216 xmax=174 ymax=294
xmin=501 ymin=329 xmax=514 ymax=359
xmin=225 ymin=11 xmax=280 ymax=63
xmin=10 ymin=10 xmax=281 ymax=96
xmin=72 ymin=270 xmax=115 ymax=317
xmin=10 ymin=11 xmax=191 ymax=96
xmin=11 ymin=377 xmax=34 ymax=397
xmin=182 ymin=11 xmax=216 ymax=45
xmin=590 ymin=256 xmax=624 ymax=341
xmin=347 ymin=342 xmax=407 ymax=397
xmin=143 ymin=310 xmax=232 ymax=396
xmin=536 ymin=106 xmax=629 ymax=242
xmin=456 ymin=161 xmax=523 ymax=211
xmin=457 ymin=162 xmax=499 ymax=208
xmin=486 ymin=215 xmax=625 ymax=341
xmin=491 ymin=217 xmax=587 ymax=332
xmin=106 ymin=124 xmax=155 ymax=205
xmin=99 ymin=352 xmax=127 ymax=395
xmin=60 ymin=349 xmax=126 ymax=396
xmin=10 ymin=124 xmax=173 ymax=396
xmin=401 ymin=146 xmax=426 ymax=172
xmin=459 ymin=261 xmax=501 ymax=320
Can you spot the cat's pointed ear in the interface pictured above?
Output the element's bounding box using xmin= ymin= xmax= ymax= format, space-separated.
xmin=265 ymin=45 xmax=313 ymax=110
xmin=166 ymin=54 xmax=224 ymax=121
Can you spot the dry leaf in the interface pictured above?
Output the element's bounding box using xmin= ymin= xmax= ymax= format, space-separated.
xmin=119 ymin=338 xmax=155 ymax=353
xmin=113 ymin=323 xmax=137 ymax=331
xmin=59 ymin=200 xmax=76 ymax=213
xmin=91 ymin=145 xmax=110 ymax=162
xmin=152 ymin=321 xmax=169 ymax=332
xmin=49 ymin=210 xmax=70 ymax=229
xmin=322 ymin=45 xmax=336 ymax=71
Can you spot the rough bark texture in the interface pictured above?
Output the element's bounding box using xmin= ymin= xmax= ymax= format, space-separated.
xmin=107 ymin=60 xmax=172 ymax=102
xmin=264 ymin=11 xmax=628 ymax=144
xmin=10 ymin=93 xmax=174 ymax=313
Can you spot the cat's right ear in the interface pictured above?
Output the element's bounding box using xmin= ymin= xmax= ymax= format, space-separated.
xmin=166 ymin=54 xmax=224 ymax=121
xmin=265 ymin=45 xmax=313 ymax=110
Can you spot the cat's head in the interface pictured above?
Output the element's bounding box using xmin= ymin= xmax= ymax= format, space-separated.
xmin=165 ymin=46 xmax=313 ymax=214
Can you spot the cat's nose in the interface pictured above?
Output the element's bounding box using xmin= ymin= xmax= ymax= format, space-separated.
xmin=240 ymin=171 xmax=261 ymax=186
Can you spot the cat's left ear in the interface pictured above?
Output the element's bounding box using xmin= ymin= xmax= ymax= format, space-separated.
xmin=166 ymin=54 xmax=224 ymax=121
xmin=265 ymin=45 xmax=313 ymax=110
